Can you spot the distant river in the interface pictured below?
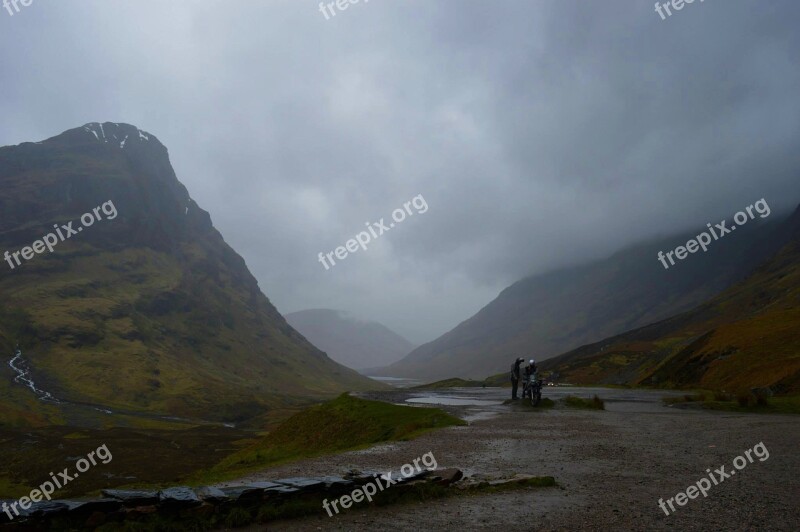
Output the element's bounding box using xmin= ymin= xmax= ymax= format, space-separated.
xmin=366 ymin=376 xmax=423 ymax=388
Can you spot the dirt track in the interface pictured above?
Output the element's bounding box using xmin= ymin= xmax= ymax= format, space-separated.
xmin=232 ymin=387 xmax=800 ymax=531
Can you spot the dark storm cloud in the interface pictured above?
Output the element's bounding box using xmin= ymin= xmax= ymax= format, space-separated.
xmin=1 ymin=0 xmax=798 ymax=343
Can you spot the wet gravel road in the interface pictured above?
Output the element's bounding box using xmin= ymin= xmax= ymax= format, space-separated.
xmin=234 ymin=387 xmax=800 ymax=531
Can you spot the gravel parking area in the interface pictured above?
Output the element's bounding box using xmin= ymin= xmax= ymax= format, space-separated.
xmin=232 ymin=387 xmax=800 ymax=531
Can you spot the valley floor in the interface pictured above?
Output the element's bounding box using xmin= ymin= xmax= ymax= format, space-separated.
xmin=230 ymin=387 xmax=799 ymax=531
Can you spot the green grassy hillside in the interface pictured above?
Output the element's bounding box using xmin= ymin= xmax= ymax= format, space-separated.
xmin=0 ymin=123 xmax=383 ymax=426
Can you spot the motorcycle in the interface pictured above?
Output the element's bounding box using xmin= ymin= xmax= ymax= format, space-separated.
xmin=522 ymin=374 xmax=543 ymax=406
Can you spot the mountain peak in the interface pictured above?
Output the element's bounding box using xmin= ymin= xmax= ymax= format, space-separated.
xmin=79 ymin=122 xmax=157 ymax=150
xmin=25 ymin=122 xmax=166 ymax=155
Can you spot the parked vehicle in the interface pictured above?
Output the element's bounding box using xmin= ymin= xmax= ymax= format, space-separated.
xmin=522 ymin=374 xmax=543 ymax=406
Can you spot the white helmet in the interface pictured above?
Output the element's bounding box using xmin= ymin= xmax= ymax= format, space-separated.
xmin=529 ymin=359 xmax=535 ymax=364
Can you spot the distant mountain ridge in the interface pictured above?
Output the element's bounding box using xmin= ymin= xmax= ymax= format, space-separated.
xmin=384 ymin=213 xmax=790 ymax=380
xmin=542 ymin=203 xmax=800 ymax=394
xmin=0 ymin=122 xmax=380 ymax=426
xmin=285 ymin=309 xmax=414 ymax=371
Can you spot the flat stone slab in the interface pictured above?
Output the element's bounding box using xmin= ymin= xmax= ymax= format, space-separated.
xmin=318 ymin=476 xmax=354 ymax=490
xmin=344 ymin=470 xmax=383 ymax=486
xmin=29 ymin=501 xmax=72 ymax=517
xmin=247 ymin=481 xmax=299 ymax=495
xmin=274 ymin=477 xmax=327 ymax=491
xmin=194 ymin=486 xmax=230 ymax=503
xmin=159 ymin=487 xmax=202 ymax=507
xmin=219 ymin=486 xmax=265 ymax=501
xmin=101 ymin=489 xmax=160 ymax=507
xmin=427 ymin=468 xmax=463 ymax=486
xmin=61 ymin=499 xmax=124 ymax=514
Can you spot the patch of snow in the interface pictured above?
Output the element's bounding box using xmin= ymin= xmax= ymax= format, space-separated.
xmin=99 ymin=123 xmax=107 ymax=142
xmin=120 ymin=134 xmax=129 ymax=149
xmin=138 ymin=130 xmax=150 ymax=141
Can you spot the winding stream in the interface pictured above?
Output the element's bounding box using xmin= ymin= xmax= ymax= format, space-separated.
xmin=8 ymin=348 xmax=59 ymax=402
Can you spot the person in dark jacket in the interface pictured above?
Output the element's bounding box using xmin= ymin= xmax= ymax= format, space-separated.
xmin=510 ymin=357 xmax=524 ymax=400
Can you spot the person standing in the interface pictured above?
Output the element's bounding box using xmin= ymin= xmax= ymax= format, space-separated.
xmin=510 ymin=357 xmax=524 ymax=400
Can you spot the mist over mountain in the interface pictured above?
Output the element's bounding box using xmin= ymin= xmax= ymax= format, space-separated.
xmin=543 ymin=203 xmax=800 ymax=394
xmin=285 ymin=309 xmax=414 ymax=371
xmin=384 ymin=213 xmax=792 ymax=381
xmin=0 ymin=123 xmax=380 ymax=426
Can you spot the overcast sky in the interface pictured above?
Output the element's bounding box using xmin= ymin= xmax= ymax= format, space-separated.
xmin=1 ymin=1 xmax=798 ymax=344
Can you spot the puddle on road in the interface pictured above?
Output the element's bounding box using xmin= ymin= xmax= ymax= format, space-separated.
xmin=406 ymin=396 xmax=500 ymax=406
xmin=463 ymin=411 xmax=499 ymax=422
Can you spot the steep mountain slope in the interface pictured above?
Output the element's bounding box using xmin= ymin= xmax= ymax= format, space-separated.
xmin=0 ymin=122 xmax=380 ymax=425
xmin=386 ymin=216 xmax=787 ymax=380
xmin=543 ymin=204 xmax=800 ymax=394
xmin=285 ymin=309 xmax=414 ymax=371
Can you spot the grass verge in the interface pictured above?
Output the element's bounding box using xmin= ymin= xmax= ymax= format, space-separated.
xmin=663 ymin=391 xmax=800 ymax=414
xmin=196 ymin=393 xmax=466 ymax=483
xmin=563 ymin=395 xmax=605 ymax=410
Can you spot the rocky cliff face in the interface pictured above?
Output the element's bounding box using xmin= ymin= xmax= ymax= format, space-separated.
xmin=0 ymin=122 xmax=379 ymax=424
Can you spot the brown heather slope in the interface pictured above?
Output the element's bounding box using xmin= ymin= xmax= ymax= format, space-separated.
xmin=0 ymin=122 xmax=382 ymax=426
xmin=542 ymin=204 xmax=800 ymax=394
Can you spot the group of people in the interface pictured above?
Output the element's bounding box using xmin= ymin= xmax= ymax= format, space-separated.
xmin=510 ymin=356 xmax=538 ymax=400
